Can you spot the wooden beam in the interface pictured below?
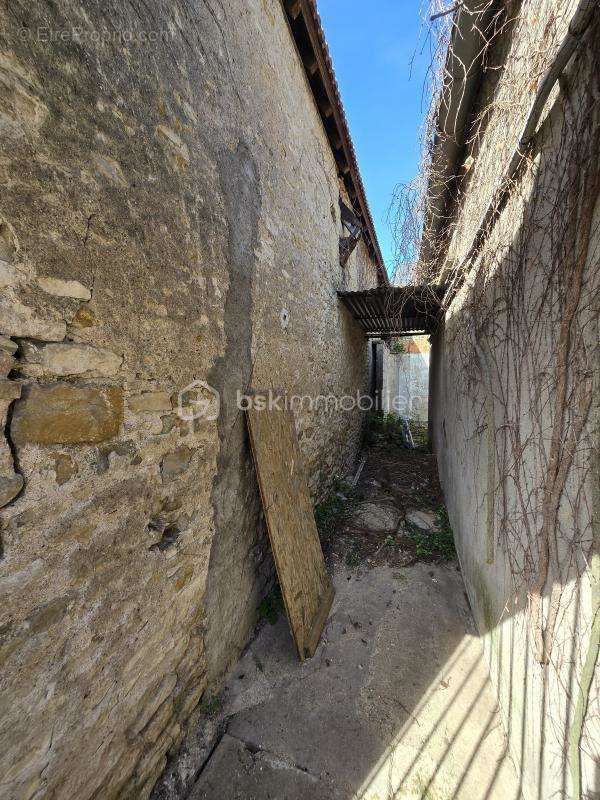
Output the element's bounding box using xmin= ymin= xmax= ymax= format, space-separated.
xmin=306 ymin=55 xmax=319 ymax=75
xmin=286 ymin=0 xmax=302 ymax=19
xmin=337 ymin=155 xmax=350 ymax=175
xmin=320 ymin=97 xmax=334 ymax=118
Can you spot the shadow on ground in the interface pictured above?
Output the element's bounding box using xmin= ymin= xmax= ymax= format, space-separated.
xmin=152 ymin=444 xmax=520 ymax=800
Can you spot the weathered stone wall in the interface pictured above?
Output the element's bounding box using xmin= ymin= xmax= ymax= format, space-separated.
xmin=431 ymin=8 xmax=599 ymax=799
xmin=0 ymin=1 xmax=379 ymax=797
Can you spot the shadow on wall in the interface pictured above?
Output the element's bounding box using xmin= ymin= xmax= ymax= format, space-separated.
xmin=429 ymin=45 xmax=600 ymax=800
xmin=352 ymin=576 xmax=595 ymax=800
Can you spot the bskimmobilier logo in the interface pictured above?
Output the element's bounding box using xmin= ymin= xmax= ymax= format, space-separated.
xmin=177 ymin=380 xmax=220 ymax=422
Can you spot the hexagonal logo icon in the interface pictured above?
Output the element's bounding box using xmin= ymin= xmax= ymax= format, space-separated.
xmin=177 ymin=380 xmax=220 ymax=422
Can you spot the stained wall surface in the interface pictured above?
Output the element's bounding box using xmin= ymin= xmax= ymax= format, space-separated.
xmin=430 ymin=7 xmax=599 ymax=798
xmin=0 ymin=2 xmax=380 ymax=797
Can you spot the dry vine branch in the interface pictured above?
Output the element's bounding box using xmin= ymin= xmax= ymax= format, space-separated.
xmin=391 ymin=1 xmax=600 ymax=792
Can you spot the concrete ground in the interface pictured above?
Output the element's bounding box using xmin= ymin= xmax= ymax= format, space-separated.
xmin=157 ymin=562 xmax=520 ymax=800
xmin=154 ymin=446 xmax=521 ymax=800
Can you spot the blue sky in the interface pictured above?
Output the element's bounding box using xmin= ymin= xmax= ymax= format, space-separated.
xmin=318 ymin=0 xmax=431 ymax=277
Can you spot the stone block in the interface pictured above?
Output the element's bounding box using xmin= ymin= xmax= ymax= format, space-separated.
xmin=405 ymin=509 xmax=438 ymax=531
xmin=350 ymin=502 xmax=400 ymax=532
xmin=96 ymin=440 xmax=138 ymax=473
xmin=70 ymin=306 xmax=96 ymax=328
xmin=0 ymin=473 xmax=23 ymax=507
xmin=53 ymin=453 xmax=77 ymax=485
xmin=161 ymin=447 xmax=192 ymax=480
xmin=0 ymin=351 xmax=15 ymax=376
xmin=0 ymin=294 xmax=66 ymax=341
xmin=16 ymin=340 xmax=41 ymax=360
xmin=0 ymin=336 xmax=17 ymax=355
xmin=128 ymin=391 xmax=172 ymax=413
xmin=0 ymin=379 xmax=21 ymax=401
xmin=0 ymin=434 xmax=13 ymax=472
xmin=21 ymin=342 xmax=123 ymax=377
xmin=37 ymin=277 xmax=91 ymax=300
xmin=11 ymin=383 xmax=123 ymax=445
xmin=0 ymin=261 xmax=19 ymax=289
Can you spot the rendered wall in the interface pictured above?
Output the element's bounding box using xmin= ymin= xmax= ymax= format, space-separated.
xmin=0 ymin=2 xmax=379 ymax=797
xmin=431 ymin=8 xmax=599 ymax=799
xmin=382 ymin=337 xmax=430 ymax=422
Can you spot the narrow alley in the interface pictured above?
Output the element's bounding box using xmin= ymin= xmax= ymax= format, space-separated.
xmin=1 ymin=1 xmax=597 ymax=798
xmin=154 ymin=433 xmax=520 ymax=800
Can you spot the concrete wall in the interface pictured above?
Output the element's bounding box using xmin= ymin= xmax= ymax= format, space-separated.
xmin=382 ymin=337 xmax=430 ymax=422
xmin=0 ymin=2 xmax=379 ymax=797
xmin=431 ymin=7 xmax=599 ymax=799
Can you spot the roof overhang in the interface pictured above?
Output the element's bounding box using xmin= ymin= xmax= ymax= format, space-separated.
xmin=420 ymin=1 xmax=499 ymax=266
xmin=338 ymin=285 xmax=447 ymax=337
xmin=281 ymin=0 xmax=389 ymax=286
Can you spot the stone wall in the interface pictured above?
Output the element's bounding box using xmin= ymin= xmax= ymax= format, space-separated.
xmin=430 ymin=7 xmax=599 ymax=799
xmin=0 ymin=2 xmax=380 ymax=797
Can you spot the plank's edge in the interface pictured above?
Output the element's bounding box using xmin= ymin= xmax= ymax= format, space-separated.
xmin=245 ymin=407 xmax=305 ymax=660
xmin=303 ymin=582 xmax=335 ymax=660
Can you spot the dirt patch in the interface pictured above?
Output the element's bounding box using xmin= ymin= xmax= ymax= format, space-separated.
xmin=319 ymin=441 xmax=454 ymax=569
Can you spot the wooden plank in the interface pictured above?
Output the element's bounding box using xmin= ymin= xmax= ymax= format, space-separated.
xmin=246 ymin=398 xmax=334 ymax=660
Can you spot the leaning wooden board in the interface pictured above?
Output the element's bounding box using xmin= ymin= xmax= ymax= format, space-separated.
xmin=246 ymin=400 xmax=334 ymax=660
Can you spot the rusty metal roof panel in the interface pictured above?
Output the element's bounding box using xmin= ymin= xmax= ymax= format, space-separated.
xmin=338 ymin=285 xmax=447 ymax=336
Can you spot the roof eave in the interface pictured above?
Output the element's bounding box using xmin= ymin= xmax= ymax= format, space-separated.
xmin=280 ymin=0 xmax=389 ymax=286
xmin=420 ymin=1 xmax=498 ymax=267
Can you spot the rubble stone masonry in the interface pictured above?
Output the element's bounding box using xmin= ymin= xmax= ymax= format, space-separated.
xmin=0 ymin=1 xmax=379 ymax=797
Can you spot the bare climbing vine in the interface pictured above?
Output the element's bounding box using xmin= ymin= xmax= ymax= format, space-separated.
xmin=387 ymin=1 xmax=599 ymax=794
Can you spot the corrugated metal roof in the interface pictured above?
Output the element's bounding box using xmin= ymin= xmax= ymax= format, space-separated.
xmin=337 ymin=285 xmax=447 ymax=336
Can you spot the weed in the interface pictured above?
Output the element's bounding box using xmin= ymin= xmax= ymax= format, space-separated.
xmin=411 ymin=488 xmax=430 ymax=506
xmin=383 ymin=534 xmax=396 ymax=547
xmin=407 ymin=420 xmax=428 ymax=449
xmin=258 ymin=583 xmax=284 ymax=625
xmin=366 ymin=411 xmax=415 ymax=449
xmin=345 ymin=549 xmax=361 ymax=567
xmin=405 ymin=506 xmax=455 ymax=560
xmin=314 ymin=476 xmax=358 ymax=540
xmin=198 ymin=692 xmax=221 ymax=717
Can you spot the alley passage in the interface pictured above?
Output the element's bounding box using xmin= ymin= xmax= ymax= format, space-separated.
xmin=154 ymin=442 xmax=521 ymax=800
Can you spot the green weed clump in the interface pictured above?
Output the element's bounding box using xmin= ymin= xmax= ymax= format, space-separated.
xmin=366 ymin=411 xmax=413 ymax=448
xmin=314 ymin=476 xmax=358 ymax=540
xmin=405 ymin=506 xmax=456 ymax=560
xmin=366 ymin=411 xmax=429 ymax=451
xmin=198 ymin=692 xmax=222 ymax=716
xmin=407 ymin=420 xmax=428 ymax=449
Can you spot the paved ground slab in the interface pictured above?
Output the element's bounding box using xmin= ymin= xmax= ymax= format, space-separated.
xmin=188 ymin=734 xmax=336 ymax=800
xmin=166 ymin=563 xmax=519 ymax=800
xmin=154 ymin=445 xmax=520 ymax=800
